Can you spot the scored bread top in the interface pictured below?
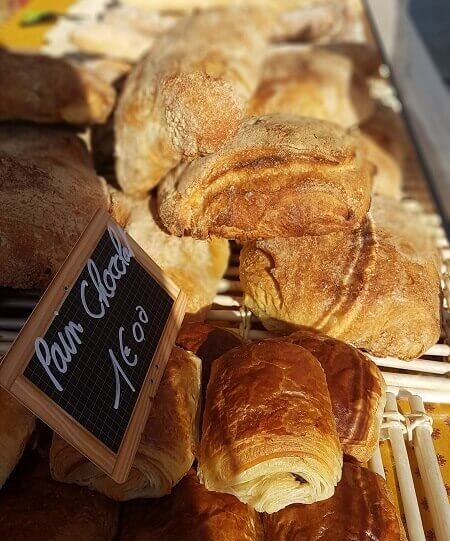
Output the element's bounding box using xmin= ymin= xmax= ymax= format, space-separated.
xmin=158 ymin=114 xmax=373 ymax=240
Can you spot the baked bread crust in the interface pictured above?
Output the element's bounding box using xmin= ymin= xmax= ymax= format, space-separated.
xmin=176 ymin=322 xmax=243 ymax=402
xmin=125 ymin=196 xmax=229 ymax=318
xmin=50 ymin=347 xmax=201 ymax=500
xmin=262 ymin=462 xmax=407 ymax=541
xmin=0 ymin=124 xmax=112 ymax=288
xmin=120 ymin=469 xmax=264 ymax=541
xmin=0 ymin=388 xmax=35 ymax=488
xmin=199 ymin=341 xmax=342 ymax=513
xmin=240 ymin=197 xmax=440 ymax=359
xmin=247 ymin=47 xmax=374 ymax=128
xmin=0 ymin=48 xmax=115 ymax=124
xmin=279 ymin=330 xmax=386 ymax=462
xmin=0 ymin=451 xmax=119 ymax=541
xmin=115 ymin=6 xmax=273 ymax=196
xmin=158 ymin=114 xmax=373 ymax=240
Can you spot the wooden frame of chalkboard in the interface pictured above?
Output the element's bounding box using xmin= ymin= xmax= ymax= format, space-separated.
xmin=0 ymin=209 xmax=187 ymax=483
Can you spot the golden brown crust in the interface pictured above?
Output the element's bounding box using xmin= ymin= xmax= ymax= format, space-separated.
xmin=0 ymin=48 xmax=115 ymax=124
xmin=176 ymin=322 xmax=243 ymax=401
xmin=272 ymin=1 xmax=348 ymax=43
xmin=50 ymin=347 xmax=201 ymax=500
xmin=158 ymin=115 xmax=373 ymax=240
xmin=120 ymin=469 xmax=264 ymax=541
xmin=199 ymin=341 xmax=342 ymax=513
xmin=262 ymin=462 xmax=407 ymax=541
xmin=360 ymin=133 xmax=402 ymax=199
xmin=0 ymin=124 xmax=112 ymax=288
xmin=247 ymin=47 xmax=374 ymax=127
xmin=115 ymin=6 xmax=273 ymax=196
xmin=0 ymin=452 xmax=119 ymax=541
xmin=125 ymin=196 xmax=229 ymax=317
xmin=278 ymin=330 xmax=386 ymax=462
xmin=323 ymin=42 xmax=381 ymax=77
xmin=0 ymin=388 xmax=35 ymax=488
xmin=240 ymin=198 xmax=440 ymax=359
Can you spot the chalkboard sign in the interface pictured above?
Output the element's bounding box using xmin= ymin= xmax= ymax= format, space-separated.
xmin=0 ymin=209 xmax=186 ymax=483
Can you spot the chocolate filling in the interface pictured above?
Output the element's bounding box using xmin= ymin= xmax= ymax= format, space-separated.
xmin=291 ymin=473 xmax=307 ymax=484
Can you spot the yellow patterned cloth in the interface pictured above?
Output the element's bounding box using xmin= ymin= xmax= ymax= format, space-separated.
xmin=0 ymin=0 xmax=72 ymax=48
xmin=381 ymin=401 xmax=450 ymax=541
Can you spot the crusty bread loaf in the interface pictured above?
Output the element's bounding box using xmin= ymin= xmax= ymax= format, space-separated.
xmin=247 ymin=47 xmax=374 ymax=128
xmin=0 ymin=124 xmax=116 ymax=288
xmin=158 ymin=114 xmax=374 ymax=240
xmin=199 ymin=341 xmax=342 ymax=513
xmin=0 ymin=48 xmax=115 ymax=124
xmin=240 ymin=196 xmax=440 ymax=359
xmin=0 ymin=449 xmax=119 ymax=541
xmin=119 ymin=469 xmax=264 ymax=541
xmin=360 ymin=103 xmax=408 ymax=199
xmin=360 ymin=133 xmax=402 ymax=199
xmin=262 ymin=462 xmax=407 ymax=541
xmin=0 ymin=388 xmax=35 ymax=488
xmin=124 ymin=196 xmax=229 ymax=318
xmin=279 ymin=330 xmax=386 ymax=462
xmin=115 ymin=6 xmax=273 ymax=197
xmin=50 ymin=347 xmax=201 ymax=500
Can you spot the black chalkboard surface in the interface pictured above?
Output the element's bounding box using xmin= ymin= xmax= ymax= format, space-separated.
xmin=24 ymin=227 xmax=173 ymax=452
xmin=0 ymin=210 xmax=186 ymax=482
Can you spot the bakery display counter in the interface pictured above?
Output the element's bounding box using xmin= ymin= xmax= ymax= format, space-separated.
xmin=0 ymin=1 xmax=449 ymax=540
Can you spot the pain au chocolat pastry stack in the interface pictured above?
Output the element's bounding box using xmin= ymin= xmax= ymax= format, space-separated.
xmin=262 ymin=462 xmax=407 ymax=541
xmin=0 ymin=445 xmax=119 ymax=541
xmin=50 ymin=347 xmax=201 ymax=500
xmin=198 ymin=341 xmax=343 ymax=513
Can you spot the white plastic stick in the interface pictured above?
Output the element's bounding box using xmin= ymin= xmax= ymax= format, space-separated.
xmin=0 ymin=298 xmax=37 ymax=309
xmin=388 ymin=386 xmax=450 ymax=404
xmin=206 ymin=310 xmax=252 ymax=323
xmin=212 ymin=295 xmax=240 ymax=307
xmin=408 ymin=396 xmax=450 ymax=541
xmin=382 ymin=372 xmax=450 ymax=392
xmin=217 ymin=279 xmax=241 ymax=293
xmin=368 ymin=444 xmax=385 ymax=478
xmin=0 ymin=318 xmax=27 ymax=330
xmin=385 ymin=393 xmax=426 ymax=541
xmin=424 ymin=343 xmax=450 ymax=357
xmin=370 ymin=356 xmax=450 ymax=374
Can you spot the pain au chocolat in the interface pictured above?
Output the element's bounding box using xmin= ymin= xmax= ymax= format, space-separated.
xmin=0 ymin=449 xmax=119 ymax=541
xmin=279 ymin=330 xmax=386 ymax=462
xmin=240 ymin=196 xmax=440 ymax=359
xmin=158 ymin=114 xmax=373 ymax=241
xmin=262 ymin=462 xmax=407 ymax=541
xmin=198 ymin=341 xmax=342 ymax=513
xmin=50 ymin=347 xmax=201 ymax=500
xmin=176 ymin=322 xmax=244 ymax=403
xmin=119 ymin=469 xmax=263 ymax=541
